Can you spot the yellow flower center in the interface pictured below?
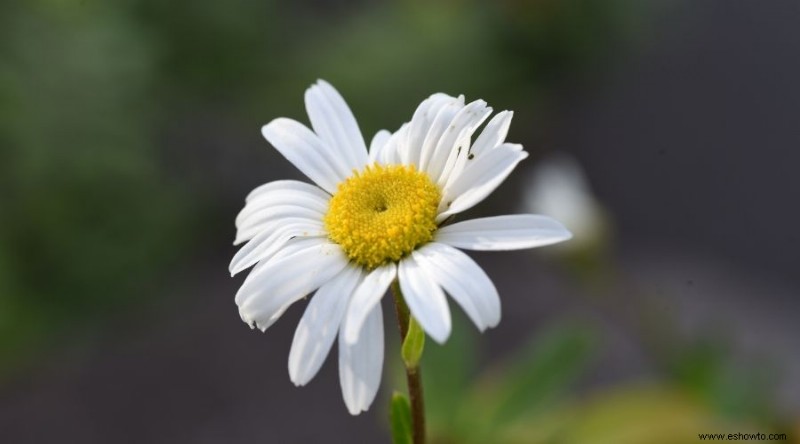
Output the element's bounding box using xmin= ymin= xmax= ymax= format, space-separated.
xmin=324 ymin=164 xmax=441 ymax=269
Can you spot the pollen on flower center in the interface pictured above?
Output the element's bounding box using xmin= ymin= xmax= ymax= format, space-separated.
xmin=324 ymin=163 xmax=441 ymax=269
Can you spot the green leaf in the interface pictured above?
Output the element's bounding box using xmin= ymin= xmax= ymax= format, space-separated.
xmin=401 ymin=316 xmax=425 ymax=369
xmin=669 ymin=339 xmax=778 ymax=423
xmin=496 ymin=323 xmax=596 ymax=420
xmin=390 ymin=391 xmax=413 ymax=444
xmin=463 ymin=321 xmax=597 ymax=437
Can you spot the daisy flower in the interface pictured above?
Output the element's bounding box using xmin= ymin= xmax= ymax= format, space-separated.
xmin=230 ymin=80 xmax=572 ymax=415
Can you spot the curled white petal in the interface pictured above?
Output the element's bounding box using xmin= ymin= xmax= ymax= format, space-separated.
xmin=236 ymin=237 xmax=333 ymax=304
xmin=234 ymin=206 xmax=324 ymax=246
xmin=377 ymin=123 xmax=408 ymax=165
xmin=229 ymin=218 xmax=325 ymax=275
xmin=426 ymin=100 xmax=493 ymax=185
xmin=470 ymin=110 xmax=513 ymax=159
xmin=237 ymin=186 xmax=328 ymax=228
xmin=368 ymin=129 xmax=392 ymax=162
xmin=236 ymin=238 xmax=326 ymax=309
xmin=442 ymin=110 xmax=514 ymax=189
xmin=236 ymin=241 xmax=348 ymax=329
xmin=437 ymin=143 xmax=528 ymax=222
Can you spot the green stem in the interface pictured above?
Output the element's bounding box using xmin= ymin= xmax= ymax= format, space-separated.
xmin=391 ymin=280 xmax=426 ymax=444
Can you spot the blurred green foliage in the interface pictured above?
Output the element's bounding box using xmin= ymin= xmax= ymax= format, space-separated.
xmin=668 ymin=336 xmax=780 ymax=425
xmin=0 ymin=0 xmax=186 ymax=367
xmin=0 ymin=0 xmax=637 ymax=371
xmin=413 ymin=318 xmax=789 ymax=444
xmin=420 ymin=319 xmax=597 ymax=443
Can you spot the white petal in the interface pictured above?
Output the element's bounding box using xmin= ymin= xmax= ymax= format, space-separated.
xmin=236 ymin=199 xmax=325 ymax=230
xmin=234 ymin=206 xmax=324 ymax=246
xmin=229 ymin=218 xmax=325 ymax=275
xmin=368 ymin=130 xmax=392 ymax=162
xmin=436 ymin=139 xmax=470 ymax=193
xmin=442 ymin=110 xmax=514 ymax=190
xmin=235 ymin=238 xmax=335 ymax=302
xmin=413 ymin=243 xmax=500 ymax=331
xmin=236 ymin=185 xmax=328 ymax=227
xmin=339 ymin=302 xmax=384 ymax=415
xmin=470 ymin=111 xmax=513 ymax=159
xmin=239 ymin=298 xmax=294 ymax=332
xmin=236 ymin=183 xmax=328 ymax=242
xmin=237 ymin=237 xmax=321 ymax=294
xmin=398 ymin=256 xmax=451 ymax=344
xmin=304 ymin=80 xmax=369 ymax=173
xmin=436 ymin=215 xmax=573 ymax=251
xmin=262 ymin=118 xmax=348 ymax=193
xmin=426 ymin=100 xmax=492 ymax=185
xmin=288 ymin=266 xmax=364 ymax=386
xmin=342 ymin=263 xmax=396 ymax=344
xmin=403 ymin=94 xmax=461 ymax=168
xmin=416 ymin=95 xmax=464 ymax=171
xmin=437 ymin=143 xmax=527 ymax=222
xmin=377 ymin=123 xmax=407 ymax=165
xmin=236 ymin=241 xmax=348 ymax=330
xmin=433 ymin=104 xmax=494 ymax=188
xmin=244 ymin=179 xmax=330 ymax=204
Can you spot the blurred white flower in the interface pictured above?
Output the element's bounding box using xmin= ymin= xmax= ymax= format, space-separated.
xmin=230 ymin=80 xmax=572 ymax=414
xmin=522 ymin=153 xmax=607 ymax=252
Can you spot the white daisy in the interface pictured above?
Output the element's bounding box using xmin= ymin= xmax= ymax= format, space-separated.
xmin=230 ymin=80 xmax=572 ymax=415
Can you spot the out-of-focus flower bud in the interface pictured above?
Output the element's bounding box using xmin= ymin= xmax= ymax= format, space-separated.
xmin=521 ymin=153 xmax=611 ymax=260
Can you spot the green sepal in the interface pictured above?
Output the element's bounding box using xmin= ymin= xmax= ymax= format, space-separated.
xmin=401 ymin=315 xmax=425 ymax=369
xmin=390 ymin=391 xmax=413 ymax=444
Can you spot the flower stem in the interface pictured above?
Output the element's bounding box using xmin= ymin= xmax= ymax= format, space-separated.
xmin=391 ymin=280 xmax=426 ymax=444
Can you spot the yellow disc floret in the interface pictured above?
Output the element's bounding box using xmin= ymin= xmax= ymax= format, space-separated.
xmin=324 ymin=163 xmax=441 ymax=269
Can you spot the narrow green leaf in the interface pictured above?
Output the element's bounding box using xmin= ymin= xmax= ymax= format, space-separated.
xmin=401 ymin=316 xmax=425 ymax=369
xmin=390 ymin=391 xmax=413 ymax=444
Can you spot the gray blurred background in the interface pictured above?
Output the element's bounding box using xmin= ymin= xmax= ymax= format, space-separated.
xmin=1 ymin=0 xmax=798 ymax=443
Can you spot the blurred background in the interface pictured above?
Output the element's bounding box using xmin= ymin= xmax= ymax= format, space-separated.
xmin=1 ymin=0 xmax=799 ymax=442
